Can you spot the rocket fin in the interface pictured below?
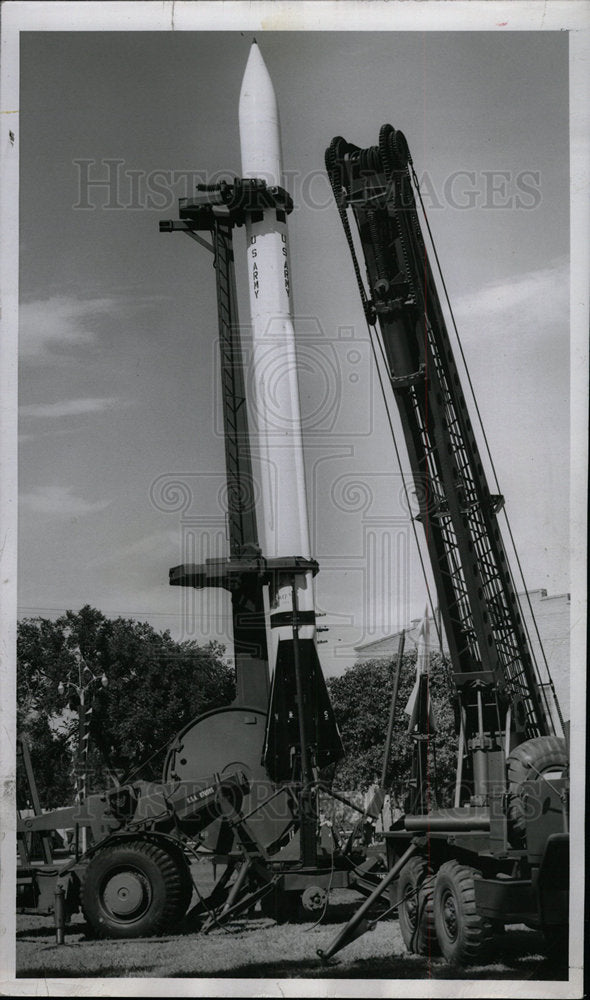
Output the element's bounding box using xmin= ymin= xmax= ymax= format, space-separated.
xmin=263 ymin=639 xmax=344 ymax=782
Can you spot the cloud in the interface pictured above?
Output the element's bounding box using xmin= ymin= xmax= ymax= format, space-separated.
xmin=19 ymin=295 xmax=119 ymax=360
xmin=90 ymin=529 xmax=180 ymax=567
xmin=18 ymin=427 xmax=78 ymax=443
xmin=452 ymin=258 xmax=569 ymax=331
xmin=20 ymin=397 xmax=125 ymax=419
xmin=20 ymin=485 xmax=111 ymax=516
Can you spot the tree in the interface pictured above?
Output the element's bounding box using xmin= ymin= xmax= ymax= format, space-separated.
xmin=17 ymin=606 xmax=235 ymax=804
xmin=17 ymin=716 xmax=74 ymax=810
xmin=327 ymin=652 xmax=458 ymax=804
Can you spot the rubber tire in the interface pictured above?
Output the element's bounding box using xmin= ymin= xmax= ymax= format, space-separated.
xmin=543 ymin=924 xmax=569 ymax=967
xmin=81 ymin=839 xmax=190 ymax=939
xmin=398 ymin=855 xmax=438 ymax=956
xmin=260 ymin=888 xmax=301 ymax=924
xmin=168 ymin=845 xmax=193 ymax=914
xmin=433 ymin=860 xmax=493 ymax=966
xmin=507 ymin=736 xmax=567 ymax=840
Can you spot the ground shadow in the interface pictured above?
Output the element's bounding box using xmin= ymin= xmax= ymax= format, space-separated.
xmin=18 ymin=955 xmax=566 ymax=982
xmin=18 ymin=964 xmax=160 ymax=979
xmin=169 ymin=950 xmax=568 ymax=981
xmin=167 ymin=927 xmax=568 ymax=981
xmin=16 ymin=916 xmax=569 ymax=981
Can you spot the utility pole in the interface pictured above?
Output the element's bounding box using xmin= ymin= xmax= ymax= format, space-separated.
xmin=58 ymin=640 xmax=108 ymax=853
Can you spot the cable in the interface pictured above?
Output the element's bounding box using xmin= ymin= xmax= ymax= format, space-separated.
xmin=375 ymin=339 xmax=443 ymax=650
xmin=326 ymin=137 xmax=446 ymax=685
xmin=411 ymin=166 xmax=563 ymax=692
xmin=181 ymin=841 xmax=239 ymax=935
xmin=365 ymin=310 xmax=444 ymax=652
xmin=410 ymin=164 xmax=565 ymax=735
xmin=17 ymin=606 xmax=203 ymax=619
xmin=375 ymin=871 xmax=437 ymax=926
xmin=305 ymin=844 xmax=335 ymax=931
xmin=331 ymin=171 xmax=444 ymax=650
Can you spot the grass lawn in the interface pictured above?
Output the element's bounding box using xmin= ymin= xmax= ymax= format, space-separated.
xmin=16 ymin=862 xmax=568 ymax=982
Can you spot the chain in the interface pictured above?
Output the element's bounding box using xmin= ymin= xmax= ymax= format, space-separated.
xmin=325 ymin=140 xmax=376 ymax=326
xmin=379 ymin=125 xmax=419 ymax=305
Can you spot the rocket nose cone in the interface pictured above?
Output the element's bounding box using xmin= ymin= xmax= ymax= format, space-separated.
xmin=240 ymin=39 xmax=274 ymax=101
xmin=239 ymin=40 xmax=282 ymax=185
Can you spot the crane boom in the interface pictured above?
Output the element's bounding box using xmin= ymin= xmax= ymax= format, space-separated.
xmin=320 ymin=124 xmax=569 ymax=968
xmin=326 ymin=127 xmax=558 ymax=770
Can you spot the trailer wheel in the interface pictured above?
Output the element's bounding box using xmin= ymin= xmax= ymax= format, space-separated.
xmin=398 ymin=855 xmax=438 ymax=956
xmin=81 ymin=839 xmax=190 ymax=939
xmin=169 ymin=845 xmax=194 ymax=914
xmin=433 ymin=860 xmax=493 ymax=965
xmin=259 ymin=887 xmax=300 ymax=923
xmin=507 ymin=736 xmax=567 ymax=841
xmin=301 ymin=885 xmax=328 ymax=918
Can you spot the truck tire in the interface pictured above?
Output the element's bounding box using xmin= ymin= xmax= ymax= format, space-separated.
xmin=398 ymin=855 xmax=438 ymax=956
xmin=542 ymin=924 xmax=569 ymax=967
xmin=81 ymin=839 xmax=190 ymax=939
xmin=507 ymin=736 xmax=567 ymax=840
xmin=433 ymin=860 xmax=493 ymax=965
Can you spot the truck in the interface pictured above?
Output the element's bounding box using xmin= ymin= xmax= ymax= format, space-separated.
xmin=318 ymin=124 xmax=569 ymax=966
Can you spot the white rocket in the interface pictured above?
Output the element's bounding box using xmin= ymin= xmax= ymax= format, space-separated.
xmin=239 ymin=41 xmax=315 ymax=653
xmin=237 ymin=40 xmax=343 ymax=789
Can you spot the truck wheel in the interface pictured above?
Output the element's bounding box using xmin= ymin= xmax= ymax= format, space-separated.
xmin=507 ymin=737 xmax=567 ymax=841
xmin=81 ymin=839 xmax=190 ymax=939
xmin=398 ymin=855 xmax=438 ymax=955
xmin=433 ymin=860 xmax=493 ymax=965
xmin=542 ymin=924 xmax=569 ymax=966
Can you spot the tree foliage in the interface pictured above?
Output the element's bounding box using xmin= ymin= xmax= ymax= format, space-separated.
xmin=17 ymin=715 xmax=73 ymax=810
xmin=18 ymin=606 xmax=462 ymax=812
xmin=327 ymin=652 xmax=458 ymax=803
xmin=17 ymin=606 xmax=235 ymax=805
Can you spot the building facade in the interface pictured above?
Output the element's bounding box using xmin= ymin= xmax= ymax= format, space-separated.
xmin=354 ymin=589 xmax=571 ymax=721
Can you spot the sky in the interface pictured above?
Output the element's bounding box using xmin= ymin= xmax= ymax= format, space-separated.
xmin=16 ymin=27 xmax=573 ymax=675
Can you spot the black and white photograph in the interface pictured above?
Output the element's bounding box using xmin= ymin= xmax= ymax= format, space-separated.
xmin=1 ymin=2 xmax=587 ymax=996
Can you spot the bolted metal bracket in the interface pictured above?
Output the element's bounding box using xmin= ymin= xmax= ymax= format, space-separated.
xmin=170 ymin=553 xmax=319 ymax=592
xmin=160 ymin=178 xmax=294 ymax=236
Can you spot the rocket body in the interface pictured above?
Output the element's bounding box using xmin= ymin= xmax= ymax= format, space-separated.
xmin=237 ymin=42 xmax=344 ymax=794
xmin=239 ymin=42 xmax=314 ymax=643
